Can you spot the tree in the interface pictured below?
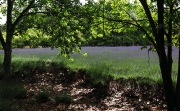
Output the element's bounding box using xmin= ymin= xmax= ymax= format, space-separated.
xmin=139 ymin=0 xmax=180 ymax=110
xmin=0 ymin=0 xmax=36 ymax=75
xmin=0 ymin=0 xmax=85 ymax=75
xmin=106 ymin=0 xmax=180 ymax=110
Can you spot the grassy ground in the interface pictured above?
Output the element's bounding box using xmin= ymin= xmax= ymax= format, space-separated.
xmin=4 ymin=46 xmax=178 ymax=83
xmin=0 ymin=46 xmax=173 ymax=110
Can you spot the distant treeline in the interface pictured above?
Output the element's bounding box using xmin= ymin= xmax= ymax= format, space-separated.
xmin=7 ymin=34 xmax=150 ymax=49
xmin=84 ymin=35 xmax=150 ymax=46
xmin=10 ymin=35 xmax=150 ymax=48
xmin=0 ymin=26 xmax=150 ymax=48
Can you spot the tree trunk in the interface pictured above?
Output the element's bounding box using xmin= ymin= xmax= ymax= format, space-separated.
xmin=156 ymin=0 xmax=177 ymax=110
xmin=157 ymin=43 xmax=176 ymax=111
xmin=160 ymin=62 xmax=176 ymax=111
xmin=3 ymin=45 xmax=12 ymax=76
xmin=3 ymin=25 xmax=14 ymax=76
xmin=175 ymin=38 xmax=180 ymax=110
xmin=2 ymin=0 xmax=14 ymax=76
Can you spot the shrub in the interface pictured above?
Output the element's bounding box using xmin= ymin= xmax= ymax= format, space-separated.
xmin=35 ymin=90 xmax=50 ymax=103
xmin=54 ymin=93 xmax=73 ymax=105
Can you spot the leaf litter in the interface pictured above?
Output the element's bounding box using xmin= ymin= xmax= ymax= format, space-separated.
xmin=12 ymin=68 xmax=167 ymax=111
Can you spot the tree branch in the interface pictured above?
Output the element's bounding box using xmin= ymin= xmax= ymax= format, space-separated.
xmin=22 ymin=11 xmax=58 ymax=17
xmin=173 ymin=7 xmax=180 ymax=13
xmin=105 ymin=18 xmax=157 ymax=48
xmin=167 ymin=4 xmax=173 ymax=72
xmin=13 ymin=0 xmax=35 ymax=27
xmin=123 ymin=11 xmax=157 ymax=47
xmin=0 ymin=30 xmax=6 ymax=48
xmin=139 ymin=0 xmax=157 ymax=38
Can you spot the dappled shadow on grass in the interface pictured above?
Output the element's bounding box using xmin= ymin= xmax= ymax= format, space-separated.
xmin=0 ymin=61 xmax=167 ymax=110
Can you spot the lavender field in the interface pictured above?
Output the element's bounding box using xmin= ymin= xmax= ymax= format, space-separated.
xmin=0 ymin=46 xmax=178 ymax=82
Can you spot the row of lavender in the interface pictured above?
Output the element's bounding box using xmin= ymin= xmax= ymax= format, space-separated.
xmin=0 ymin=46 xmax=178 ymax=81
xmin=0 ymin=46 xmax=178 ymax=62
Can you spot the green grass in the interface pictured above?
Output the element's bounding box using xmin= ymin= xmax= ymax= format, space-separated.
xmin=0 ymin=47 xmax=178 ymax=111
xmin=0 ymin=48 xmax=178 ymax=84
xmin=69 ymin=53 xmax=178 ymax=84
xmin=0 ymin=47 xmax=178 ymax=110
xmin=86 ymin=63 xmax=113 ymax=85
xmin=67 ymin=55 xmax=162 ymax=79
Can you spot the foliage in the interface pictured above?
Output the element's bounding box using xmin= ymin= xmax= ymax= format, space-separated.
xmin=1 ymin=0 xmax=152 ymax=52
xmin=0 ymin=0 xmax=92 ymax=75
xmin=85 ymin=30 xmax=150 ymax=46
xmin=12 ymin=28 xmax=51 ymax=48
xmin=63 ymin=0 xmax=149 ymax=47
xmin=14 ymin=0 xmax=88 ymax=56
xmin=10 ymin=0 xmax=151 ymax=48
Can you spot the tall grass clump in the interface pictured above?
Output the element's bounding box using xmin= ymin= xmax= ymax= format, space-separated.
xmin=86 ymin=63 xmax=114 ymax=97
xmin=86 ymin=63 xmax=113 ymax=85
xmin=12 ymin=59 xmax=46 ymax=71
xmin=11 ymin=58 xmax=68 ymax=78
xmin=47 ymin=59 xmax=68 ymax=70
